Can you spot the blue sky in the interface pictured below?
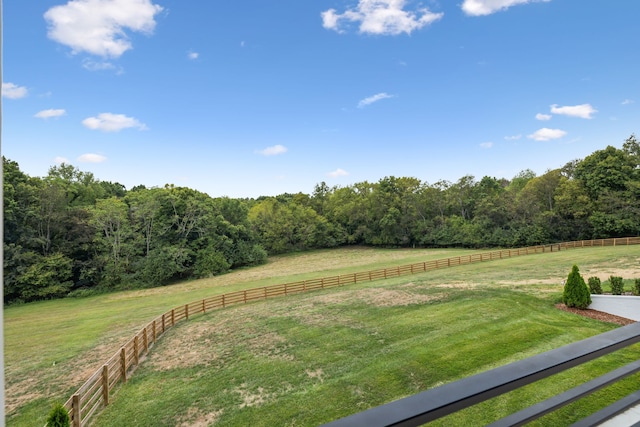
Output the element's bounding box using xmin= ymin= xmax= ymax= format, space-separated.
xmin=2 ymin=0 xmax=639 ymax=198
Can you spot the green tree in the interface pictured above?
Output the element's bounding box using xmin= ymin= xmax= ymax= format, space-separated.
xmin=17 ymin=252 xmax=74 ymax=302
xmin=563 ymin=265 xmax=592 ymax=309
xmin=92 ymin=197 xmax=132 ymax=286
xmin=46 ymin=403 xmax=70 ymax=427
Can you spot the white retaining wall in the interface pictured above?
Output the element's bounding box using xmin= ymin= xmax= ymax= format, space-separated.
xmin=589 ymin=295 xmax=640 ymax=321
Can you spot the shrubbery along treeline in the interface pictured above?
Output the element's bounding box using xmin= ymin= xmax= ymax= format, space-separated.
xmin=4 ymin=135 xmax=640 ymax=304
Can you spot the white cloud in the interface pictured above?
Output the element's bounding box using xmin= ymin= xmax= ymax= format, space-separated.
xmin=257 ymin=145 xmax=288 ymax=156
xmin=322 ymin=0 xmax=443 ymax=35
xmin=358 ymin=92 xmax=394 ymax=108
xmin=35 ymin=109 xmax=66 ymax=119
xmin=54 ymin=156 xmax=71 ymax=164
xmin=527 ymin=128 xmax=567 ymax=141
xmin=44 ymin=0 xmax=164 ymax=58
xmin=550 ymin=103 xmax=597 ymax=119
xmin=622 ymin=99 xmax=635 ymax=105
xmin=462 ymin=0 xmax=550 ymax=16
xmin=2 ymin=82 xmax=28 ymax=99
xmin=327 ymin=168 xmax=349 ymax=177
xmin=535 ymin=113 xmax=552 ymax=121
xmin=82 ymin=112 xmax=147 ymax=132
xmin=479 ymin=142 xmax=493 ymax=149
xmin=504 ymin=134 xmax=522 ymax=140
xmin=82 ymin=59 xmax=117 ymax=71
xmin=188 ymin=51 xmax=199 ymax=60
xmin=78 ymin=153 xmax=107 ymax=163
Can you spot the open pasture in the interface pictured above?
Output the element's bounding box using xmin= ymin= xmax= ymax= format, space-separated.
xmin=6 ymin=245 xmax=640 ymax=426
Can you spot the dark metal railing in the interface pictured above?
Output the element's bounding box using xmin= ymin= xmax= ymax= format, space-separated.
xmin=323 ymin=322 xmax=640 ymax=427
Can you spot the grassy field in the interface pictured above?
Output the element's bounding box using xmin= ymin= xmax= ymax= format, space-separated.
xmin=5 ymin=245 xmax=640 ymax=426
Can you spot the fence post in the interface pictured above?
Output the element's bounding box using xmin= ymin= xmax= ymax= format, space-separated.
xmin=72 ymin=394 xmax=81 ymax=427
xmin=152 ymin=321 xmax=157 ymax=343
xmin=134 ymin=336 xmax=139 ymax=366
xmin=222 ymin=294 xmax=226 ymax=307
xmin=102 ymin=365 xmax=109 ymax=406
xmin=171 ymin=309 xmax=175 ymax=326
xmin=120 ymin=347 xmax=127 ymax=382
xmin=203 ymin=299 xmax=206 ymax=313
xmin=143 ymin=327 xmax=148 ymax=354
xmin=185 ymin=304 xmax=189 ymax=320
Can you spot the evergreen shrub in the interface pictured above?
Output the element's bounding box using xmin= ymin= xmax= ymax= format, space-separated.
xmin=609 ymin=276 xmax=624 ymax=295
xmin=633 ymin=278 xmax=640 ymax=296
xmin=46 ymin=402 xmax=70 ymax=427
xmin=563 ymin=265 xmax=591 ymax=309
xmin=587 ymin=277 xmax=603 ymax=294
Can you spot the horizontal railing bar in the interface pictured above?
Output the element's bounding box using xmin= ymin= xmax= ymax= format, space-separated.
xmin=323 ymin=322 xmax=640 ymax=427
xmin=487 ymin=360 xmax=640 ymax=427
xmin=570 ymin=390 xmax=640 ymax=427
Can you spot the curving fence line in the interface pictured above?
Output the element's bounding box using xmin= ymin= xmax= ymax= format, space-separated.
xmin=59 ymin=237 xmax=640 ymax=426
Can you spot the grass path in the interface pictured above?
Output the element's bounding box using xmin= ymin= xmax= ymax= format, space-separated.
xmin=6 ymin=245 xmax=640 ymax=426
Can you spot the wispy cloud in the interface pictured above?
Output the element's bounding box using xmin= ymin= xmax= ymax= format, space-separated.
xmin=187 ymin=51 xmax=199 ymax=60
xmin=479 ymin=142 xmax=493 ymax=149
xmin=2 ymin=82 xmax=28 ymax=99
xmin=358 ymin=92 xmax=394 ymax=108
xmin=550 ymin=103 xmax=597 ymax=119
xmin=78 ymin=153 xmax=107 ymax=163
xmin=528 ymin=128 xmax=567 ymax=141
xmin=82 ymin=59 xmax=117 ymax=72
xmin=535 ymin=113 xmax=552 ymax=121
xmin=35 ymin=109 xmax=66 ymax=119
xmin=504 ymin=134 xmax=522 ymax=141
xmin=257 ymin=145 xmax=288 ymax=156
xmin=322 ymin=0 xmax=443 ymax=35
xmin=622 ymin=99 xmax=635 ymax=105
xmin=462 ymin=0 xmax=551 ymax=16
xmin=44 ymin=0 xmax=164 ymax=58
xmin=327 ymin=168 xmax=349 ymax=177
xmin=82 ymin=113 xmax=147 ymax=132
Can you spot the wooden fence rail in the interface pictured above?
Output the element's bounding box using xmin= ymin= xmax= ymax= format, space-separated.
xmin=59 ymin=236 xmax=640 ymax=426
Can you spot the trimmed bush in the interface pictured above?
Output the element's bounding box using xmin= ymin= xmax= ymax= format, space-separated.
xmin=46 ymin=402 xmax=70 ymax=427
xmin=633 ymin=278 xmax=640 ymax=296
xmin=563 ymin=265 xmax=592 ymax=309
xmin=609 ymin=276 xmax=624 ymax=295
xmin=588 ymin=277 xmax=603 ymax=294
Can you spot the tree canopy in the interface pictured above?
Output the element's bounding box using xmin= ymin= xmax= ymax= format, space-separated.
xmin=4 ymin=135 xmax=640 ymax=304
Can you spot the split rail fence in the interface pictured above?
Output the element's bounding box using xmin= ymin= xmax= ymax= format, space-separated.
xmin=59 ymin=236 xmax=640 ymax=426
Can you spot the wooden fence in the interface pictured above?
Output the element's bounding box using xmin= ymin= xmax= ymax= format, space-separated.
xmin=59 ymin=236 xmax=640 ymax=426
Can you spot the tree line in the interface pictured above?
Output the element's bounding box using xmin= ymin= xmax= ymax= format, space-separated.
xmin=4 ymin=135 xmax=639 ymax=304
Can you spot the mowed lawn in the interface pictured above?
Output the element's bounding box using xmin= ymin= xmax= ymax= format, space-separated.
xmin=6 ymin=245 xmax=640 ymax=426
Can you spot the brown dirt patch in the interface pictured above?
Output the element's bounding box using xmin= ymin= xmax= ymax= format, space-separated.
xmin=175 ymin=407 xmax=223 ymax=427
xmin=147 ymin=321 xmax=222 ymax=371
xmin=310 ymin=287 xmax=443 ymax=308
xmin=233 ymin=383 xmax=271 ymax=408
xmin=580 ymin=266 xmax=640 ymax=282
xmin=306 ymin=368 xmax=325 ymax=383
xmin=555 ymin=303 xmax=636 ymax=326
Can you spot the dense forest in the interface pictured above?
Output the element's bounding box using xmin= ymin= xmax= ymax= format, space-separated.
xmin=4 ymin=135 xmax=640 ymax=304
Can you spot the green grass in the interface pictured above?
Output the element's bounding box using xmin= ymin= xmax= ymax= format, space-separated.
xmin=5 ymin=245 xmax=640 ymax=426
